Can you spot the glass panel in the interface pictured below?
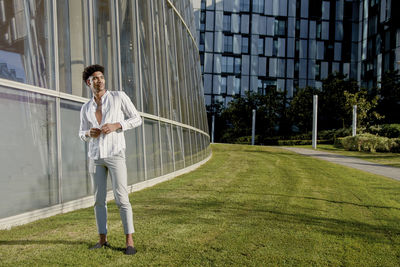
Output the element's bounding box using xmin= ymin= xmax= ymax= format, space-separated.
xmin=173 ymin=126 xmax=184 ymax=170
xmin=0 ymin=0 xmax=54 ymax=88
xmin=119 ymin=0 xmax=141 ymax=109
xmin=322 ymin=1 xmax=330 ymax=20
xmin=309 ymin=39 xmax=316 ymax=59
xmin=0 ymin=87 xmax=57 ymax=218
xmin=183 ymin=128 xmax=192 ymax=167
xmin=278 ymin=38 xmax=286 ymax=57
xmin=322 ymin=21 xmax=329 ymax=40
xmin=61 ymin=100 xmax=89 ymax=202
xmin=300 ymin=40 xmax=308 ymax=58
xmin=287 ymin=38 xmax=295 ymax=57
xmin=125 ymin=125 xmax=145 ymax=183
xmin=335 ymin=22 xmax=343 ymax=41
xmin=300 ymin=20 xmax=308 ymax=38
xmin=175 ymin=18 xmax=189 ymax=124
xmin=57 ymin=0 xmax=88 ymax=97
xmin=160 ymin=123 xmax=174 ymax=175
xmin=301 ymin=0 xmax=309 ymax=18
xmin=153 ymin=0 xmax=170 ymax=119
xmin=287 ymin=59 xmax=294 ymax=78
xmin=278 ymin=59 xmax=285 ymax=77
xmin=144 ymin=119 xmax=161 ymax=179
xmin=317 ymin=41 xmax=324 ymax=60
xmin=93 ymin=0 xmax=117 ymax=90
xmin=165 ymin=6 xmax=181 ymax=122
xmin=138 ymin=0 xmax=157 ymax=115
xmin=334 ymin=42 xmax=342 ymax=61
xmin=299 ymin=59 xmax=307 ymax=78
xmin=190 ymin=130 xmax=198 ymax=164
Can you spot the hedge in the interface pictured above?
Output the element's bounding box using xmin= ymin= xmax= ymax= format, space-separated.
xmin=367 ymin=124 xmax=400 ymax=138
xmin=335 ymin=134 xmax=400 ymax=153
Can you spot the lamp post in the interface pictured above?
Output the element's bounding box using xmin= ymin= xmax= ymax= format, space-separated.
xmin=312 ymin=95 xmax=318 ymax=149
xmin=251 ymin=109 xmax=256 ymax=145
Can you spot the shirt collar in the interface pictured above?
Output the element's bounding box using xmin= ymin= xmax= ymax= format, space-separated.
xmin=91 ymin=90 xmax=109 ymax=106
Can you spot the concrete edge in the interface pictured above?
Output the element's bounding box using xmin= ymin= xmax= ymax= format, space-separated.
xmin=0 ymin=153 xmax=212 ymax=230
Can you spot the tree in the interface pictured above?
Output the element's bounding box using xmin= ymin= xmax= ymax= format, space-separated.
xmin=288 ymin=86 xmax=320 ymax=133
xmin=319 ymin=73 xmax=359 ymax=130
xmin=344 ymin=88 xmax=382 ymax=128
xmin=377 ymin=70 xmax=400 ymax=123
xmin=220 ymin=88 xmax=284 ymax=142
xmin=206 ymin=100 xmax=225 ymax=142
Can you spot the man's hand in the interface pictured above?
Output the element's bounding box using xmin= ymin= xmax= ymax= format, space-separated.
xmin=88 ymin=128 xmax=102 ymax=138
xmin=101 ymin=123 xmax=122 ymax=134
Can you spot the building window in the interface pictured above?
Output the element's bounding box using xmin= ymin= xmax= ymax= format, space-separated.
xmin=224 ymin=35 xmax=233 ymax=53
xmin=222 ymin=56 xmax=234 ymax=73
xmin=273 ymin=39 xmax=278 ymax=56
xmin=258 ymin=38 xmax=264 ymax=55
xmin=242 ymin=36 xmax=249 ymax=53
xmin=201 ymin=0 xmax=206 ymax=9
xmin=233 ymin=77 xmax=241 ymax=95
xmin=221 ymin=76 xmax=227 ymax=95
xmin=235 ymin=58 xmax=241 ymax=74
xmin=223 ymin=14 xmax=231 ymax=32
xmin=200 ymin=11 xmax=206 ymax=31
xmin=274 ymin=19 xmax=286 ymax=36
xmin=199 ymin=32 xmax=205 ymax=51
xmin=240 ymin=0 xmax=250 ymax=12
xmin=252 ymin=0 xmax=264 ymax=13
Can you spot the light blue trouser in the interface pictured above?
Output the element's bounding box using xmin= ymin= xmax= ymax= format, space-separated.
xmin=89 ymin=152 xmax=134 ymax=235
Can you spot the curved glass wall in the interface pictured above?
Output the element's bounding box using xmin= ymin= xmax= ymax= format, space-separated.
xmin=0 ymin=0 xmax=210 ymax=220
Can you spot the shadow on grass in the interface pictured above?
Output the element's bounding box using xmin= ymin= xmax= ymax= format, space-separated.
xmin=0 ymin=240 xmax=90 ymax=246
xmin=147 ymin=188 xmax=400 ymax=211
xmin=0 ymin=240 xmax=127 ymax=252
xmin=139 ymin=195 xmax=400 ymax=245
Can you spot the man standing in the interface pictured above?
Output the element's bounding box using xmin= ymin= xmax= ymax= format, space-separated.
xmin=79 ymin=64 xmax=142 ymax=255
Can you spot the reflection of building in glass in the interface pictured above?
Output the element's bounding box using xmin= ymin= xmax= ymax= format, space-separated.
xmin=0 ymin=0 xmax=210 ymax=228
xmin=193 ymin=0 xmax=400 ymax=106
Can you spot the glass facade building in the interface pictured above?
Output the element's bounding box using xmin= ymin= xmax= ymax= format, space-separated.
xmin=193 ymin=0 xmax=400 ymax=106
xmin=0 ymin=0 xmax=210 ymax=227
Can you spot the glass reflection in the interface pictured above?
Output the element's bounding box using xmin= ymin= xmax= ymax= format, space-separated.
xmin=0 ymin=87 xmax=57 ymax=218
xmin=138 ymin=0 xmax=158 ymax=115
xmin=93 ymin=0 xmax=117 ymax=90
xmin=0 ymin=0 xmax=54 ymax=88
xmin=57 ymin=0 xmax=88 ymax=97
xmin=160 ymin=123 xmax=174 ymax=174
xmin=119 ymin=0 xmax=141 ymax=109
xmin=61 ymin=99 xmax=90 ymax=202
xmin=144 ymin=119 xmax=161 ymax=179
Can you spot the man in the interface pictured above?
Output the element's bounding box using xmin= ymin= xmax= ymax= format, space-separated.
xmin=79 ymin=64 xmax=142 ymax=255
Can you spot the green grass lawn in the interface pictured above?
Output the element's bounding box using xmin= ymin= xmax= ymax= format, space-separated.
xmin=298 ymin=144 xmax=400 ymax=168
xmin=1 ymin=143 xmax=400 ymax=266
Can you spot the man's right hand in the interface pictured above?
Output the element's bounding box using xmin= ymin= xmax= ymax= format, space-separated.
xmin=88 ymin=128 xmax=101 ymax=138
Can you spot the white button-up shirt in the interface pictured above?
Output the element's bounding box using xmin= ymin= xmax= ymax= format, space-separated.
xmin=79 ymin=90 xmax=142 ymax=159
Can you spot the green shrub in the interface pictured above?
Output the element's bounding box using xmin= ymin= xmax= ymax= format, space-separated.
xmin=368 ymin=124 xmax=400 ymax=138
xmin=339 ymin=134 xmax=399 ymax=152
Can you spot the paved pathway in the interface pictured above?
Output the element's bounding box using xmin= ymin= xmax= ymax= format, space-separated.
xmin=281 ymin=147 xmax=400 ymax=181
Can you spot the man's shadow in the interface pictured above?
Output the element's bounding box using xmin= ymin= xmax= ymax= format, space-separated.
xmin=0 ymin=240 xmax=126 ymax=252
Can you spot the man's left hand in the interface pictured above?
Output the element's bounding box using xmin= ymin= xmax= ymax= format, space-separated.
xmin=101 ymin=123 xmax=122 ymax=134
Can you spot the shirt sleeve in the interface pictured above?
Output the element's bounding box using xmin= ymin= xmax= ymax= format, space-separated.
xmin=119 ymin=91 xmax=142 ymax=132
xmin=79 ymin=104 xmax=91 ymax=142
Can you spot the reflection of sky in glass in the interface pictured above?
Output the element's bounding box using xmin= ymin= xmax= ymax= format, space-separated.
xmin=0 ymin=50 xmax=25 ymax=82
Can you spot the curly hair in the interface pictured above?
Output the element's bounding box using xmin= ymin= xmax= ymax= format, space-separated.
xmin=82 ymin=64 xmax=105 ymax=81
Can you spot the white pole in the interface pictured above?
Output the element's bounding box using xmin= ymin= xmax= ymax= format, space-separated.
xmin=251 ymin=109 xmax=256 ymax=145
xmin=211 ymin=115 xmax=215 ymax=143
xmin=352 ymin=105 xmax=357 ymax=137
xmin=312 ymin=95 xmax=318 ymax=149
